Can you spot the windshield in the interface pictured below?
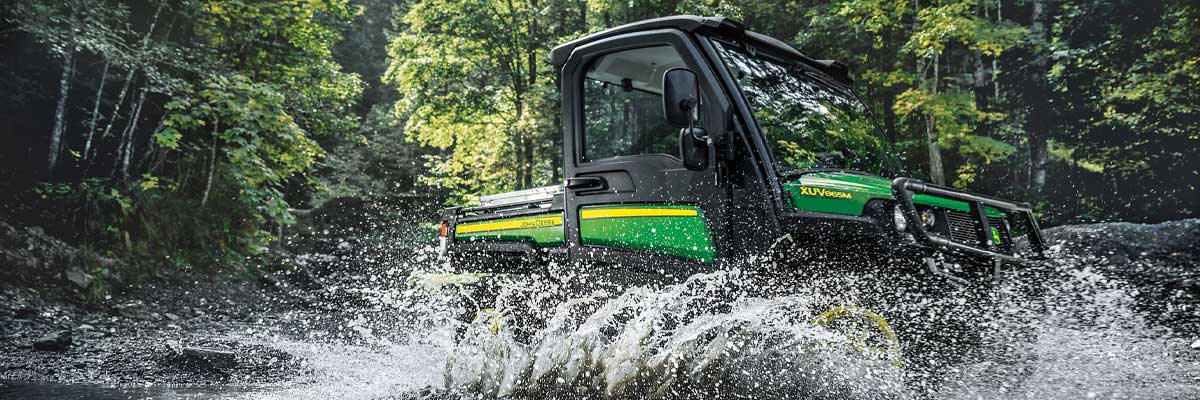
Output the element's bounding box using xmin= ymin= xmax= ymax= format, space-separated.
xmin=713 ymin=41 xmax=901 ymax=177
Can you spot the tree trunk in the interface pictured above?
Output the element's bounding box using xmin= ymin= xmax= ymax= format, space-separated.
xmin=524 ymin=136 xmax=534 ymax=188
xmin=577 ymin=0 xmax=587 ymax=31
xmin=994 ymin=0 xmax=1002 ymax=101
xmin=84 ymin=60 xmax=110 ymax=161
xmin=101 ymin=69 xmax=135 ymax=141
xmin=118 ymin=87 xmax=148 ymax=179
xmin=973 ymin=50 xmax=993 ymax=137
xmin=930 ymin=53 xmax=945 ymax=184
xmin=913 ymin=0 xmax=945 ymax=185
xmin=47 ymin=47 xmax=77 ymax=177
xmin=139 ymin=115 xmax=168 ymax=174
xmin=1027 ymin=0 xmax=1051 ymax=193
xmin=883 ymin=93 xmax=898 ymax=145
xmin=201 ymin=119 xmax=220 ymax=207
xmin=926 ymin=114 xmax=944 ymax=185
xmin=100 ymin=3 xmax=163 ymax=142
xmin=525 ymin=0 xmax=539 ymax=189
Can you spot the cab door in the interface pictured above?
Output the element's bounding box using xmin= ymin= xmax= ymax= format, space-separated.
xmin=560 ymin=29 xmax=731 ymax=270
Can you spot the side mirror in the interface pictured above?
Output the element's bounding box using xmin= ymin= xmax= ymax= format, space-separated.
xmin=664 ymin=68 xmax=712 ymax=171
xmin=662 ymin=68 xmax=700 ymax=128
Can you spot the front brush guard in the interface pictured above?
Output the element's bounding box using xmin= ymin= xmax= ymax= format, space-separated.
xmin=891 ymin=178 xmax=1046 ymax=265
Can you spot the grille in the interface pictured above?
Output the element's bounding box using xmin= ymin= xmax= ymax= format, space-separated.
xmin=943 ymin=210 xmax=1012 ymax=249
xmin=945 ymin=210 xmax=979 ymax=244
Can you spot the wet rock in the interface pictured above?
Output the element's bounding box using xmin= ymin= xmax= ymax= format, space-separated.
xmin=64 ymin=267 xmax=93 ymax=289
xmin=117 ymin=306 xmax=152 ymax=321
xmin=1044 ymin=219 xmax=1199 ymax=269
xmin=170 ymin=346 xmax=238 ymax=372
xmin=14 ymin=307 xmax=38 ymax=319
xmin=32 ymin=330 xmax=72 ymax=351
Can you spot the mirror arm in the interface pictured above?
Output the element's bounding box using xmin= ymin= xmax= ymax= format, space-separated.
xmin=706 ymin=134 xmax=717 ymax=172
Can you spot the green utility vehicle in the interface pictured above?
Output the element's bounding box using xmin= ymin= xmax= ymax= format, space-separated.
xmin=436 ymin=16 xmax=1046 ymax=282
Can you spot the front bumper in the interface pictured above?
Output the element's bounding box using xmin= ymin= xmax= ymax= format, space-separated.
xmin=891 ymin=178 xmax=1046 ymax=264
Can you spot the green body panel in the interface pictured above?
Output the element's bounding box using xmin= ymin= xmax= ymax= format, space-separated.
xmin=454 ymin=213 xmax=565 ymax=247
xmin=448 ymin=174 xmax=1004 ymax=259
xmin=783 ymin=171 xmax=1003 ymax=217
xmin=579 ymin=204 xmax=715 ymax=263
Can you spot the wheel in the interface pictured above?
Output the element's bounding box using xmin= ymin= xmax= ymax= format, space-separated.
xmin=812 ymin=304 xmax=904 ymax=367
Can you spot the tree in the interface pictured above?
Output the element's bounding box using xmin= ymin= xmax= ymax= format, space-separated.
xmin=386 ymin=0 xmax=563 ymax=202
xmin=5 ymin=0 xmax=128 ymax=177
xmin=1044 ymin=0 xmax=1200 ymax=221
xmin=0 ymin=0 xmax=365 ymax=261
xmin=1023 ymin=0 xmax=1053 ymax=193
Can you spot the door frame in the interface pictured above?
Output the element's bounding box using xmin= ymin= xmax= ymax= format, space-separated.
xmin=559 ymin=28 xmax=733 ymax=270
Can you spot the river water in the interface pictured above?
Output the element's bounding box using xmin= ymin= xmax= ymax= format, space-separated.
xmin=5 ymin=238 xmax=1199 ymax=399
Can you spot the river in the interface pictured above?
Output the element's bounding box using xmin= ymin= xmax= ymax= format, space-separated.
xmin=4 ymin=221 xmax=1198 ymax=399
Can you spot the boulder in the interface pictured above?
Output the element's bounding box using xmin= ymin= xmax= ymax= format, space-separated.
xmin=65 ymin=267 xmax=93 ymax=289
xmin=178 ymin=346 xmax=237 ymax=370
xmin=14 ymin=307 xmax=38 ymax=319
xmin=32 ymin=330 xmax=72 ymax=351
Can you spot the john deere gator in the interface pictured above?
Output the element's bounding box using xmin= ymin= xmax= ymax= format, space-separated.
xmin=436 ymin=15 xmax=1045 ymax=275
xmin=430 ymin=16 xmax=1048 ymax=359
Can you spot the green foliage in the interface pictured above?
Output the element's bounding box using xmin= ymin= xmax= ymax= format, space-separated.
xmin=1040 ymin=0 xmax=1200 ymax=222
xmin=385 ymin=0 xmax=562 ymax=202
xmin=196 ymin=0 xmax=364 ymax=142
xmin=29 ymin=179 xmax=132 ymax=246
xmin=161 ymin=73 xmax=321 ymax=225
xmin=372 ymin=0 xmax=1195 ymax=224
xmin=1 ymin=0 xmax=364 ymax=271
xmin=319 ymin=102 xmax=432 ymax=199
xmin=4 ymin=0 xmax=129 ymax=60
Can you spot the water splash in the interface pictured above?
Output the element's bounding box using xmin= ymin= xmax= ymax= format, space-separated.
xmin=930 ymin=246 xmax=1200 ymax=399
xmin=442 ymin=270 xmax=907 ymax=399
xmin=276 ymin=239 xmax=1200 ymax=400
xmin=58 ymin=218 xmax=1183 ymax=400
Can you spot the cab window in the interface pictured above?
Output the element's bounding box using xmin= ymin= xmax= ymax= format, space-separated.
xmin=581 ymin=45 xmax=687 ymax=162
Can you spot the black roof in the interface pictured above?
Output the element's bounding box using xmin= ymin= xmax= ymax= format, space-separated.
xmin=549 ymin=15 xmax=853 ymax=84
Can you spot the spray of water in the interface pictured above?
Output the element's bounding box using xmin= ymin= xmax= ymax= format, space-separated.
xmin=442 ymin=270 xmax=907 ymax=399
xmin=222 ymin=220 xmax=1200 ymax=400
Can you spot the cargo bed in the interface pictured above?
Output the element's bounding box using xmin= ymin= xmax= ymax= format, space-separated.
xmin=438 ymin=185 xmax=567 ymax=269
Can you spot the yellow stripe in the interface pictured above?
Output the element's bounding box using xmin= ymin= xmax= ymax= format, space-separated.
xmin=580 ymin=207 xmax=698 ymax=219
xmin=456 ymin=215 xmax=562 ymax=234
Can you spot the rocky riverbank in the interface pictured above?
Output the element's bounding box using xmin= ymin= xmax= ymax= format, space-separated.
xmin=0 ymin=221 xmax=303 ymax=384
xmin=1042 ymin=219 xmax=1200 ymax=333
xmin=0 ymin=215 xmax=1197 ymax=392
xmin=0 ymin=195 xmax=438 ymax=386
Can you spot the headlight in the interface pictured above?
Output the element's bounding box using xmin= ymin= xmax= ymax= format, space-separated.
xmin=892 ymin=205 xmax=907 ymax=231
xmin=919 ymin=208 xmax=937 ymax=229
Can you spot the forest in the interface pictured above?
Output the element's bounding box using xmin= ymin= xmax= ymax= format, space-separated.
xmin=1 ymin=0 xmax=1197 ymax=270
